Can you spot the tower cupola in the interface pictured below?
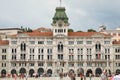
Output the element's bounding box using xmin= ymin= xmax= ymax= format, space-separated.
xmin=51 ymin=0 xmax=70 ymax=37
xmin=52 ymin=7 xmax=70 ymax=26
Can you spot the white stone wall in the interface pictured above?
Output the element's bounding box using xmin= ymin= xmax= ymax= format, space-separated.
xmin=0 ymin=33 xmax=118 ymax=77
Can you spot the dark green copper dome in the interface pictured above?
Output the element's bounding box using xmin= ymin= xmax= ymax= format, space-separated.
xmin=52 ymin=7 xmax=69 ymax=24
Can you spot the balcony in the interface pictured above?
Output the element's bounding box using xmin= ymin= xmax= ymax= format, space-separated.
xmin=76 ymin=59 xmax=85 ymax=62
xmin=10 ymin=59 xmax=28 ymax=63
xmin=86 ymin=59 xmax=111 ymax=63
xmin=37 ymin=59 xmax=45 ymax=62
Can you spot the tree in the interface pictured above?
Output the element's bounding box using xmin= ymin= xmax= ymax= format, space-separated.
xmin=68 ymin=29 xmax=74 ymax=32
xmin=87 ymin=29 xmax=96 ymax=32
xmin=77 ymin=30 xmax=83 ymax=32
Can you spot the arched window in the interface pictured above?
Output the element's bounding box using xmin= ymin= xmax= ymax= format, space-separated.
xmin=21 ymin=43 xmax=26 ymax=51
xmin=58 ymin=42 xmax=63 ymax=52
xmin=95 ymin=42 xmax=101 ymax=52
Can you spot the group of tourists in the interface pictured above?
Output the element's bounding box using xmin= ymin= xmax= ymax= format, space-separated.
xmin=101 ymin=69 xmax=120 ymax=80
xmin=59 ymin=72 xmax=86 ymax=80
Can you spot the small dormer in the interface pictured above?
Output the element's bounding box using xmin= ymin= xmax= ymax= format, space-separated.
xmin=52 ymin=7 xmax=70 ymax=37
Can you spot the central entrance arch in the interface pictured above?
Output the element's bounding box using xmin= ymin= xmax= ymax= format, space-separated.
xmin=11 ymin=69 xmax=17 ymax=74
xmin=19 ymin=68 xmax=26 ymax=74
xmin=29 ymin=69 xmax=35 ymax=77
xmin=38 ymin=68 xmax=44 ymax=77
xmin=95 ymin=68 xmax=102 ymax=77
xmin=77 ymin=68 xmax=84 ymax=77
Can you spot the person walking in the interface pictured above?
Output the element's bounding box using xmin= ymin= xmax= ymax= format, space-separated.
xmin=80 ymin=73 xmax=83 ymax=80
xmin=113 ymin=70 xmax=120 ymax=80
xmin=101 ymin=70 xmax=107 ymax=80
xmin=89 ymin=73 xmax=92 ymax=80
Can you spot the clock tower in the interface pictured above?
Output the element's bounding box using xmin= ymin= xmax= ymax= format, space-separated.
xmin=52 ymin=7 xmax=70 ymax=37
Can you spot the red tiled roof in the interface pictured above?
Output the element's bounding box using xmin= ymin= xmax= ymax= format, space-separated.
xmin=0 ymin=40 xmax=9 ymax=45
xmin=68 ymin=32 xmax=111 ymax=37
xmin=12 ymin=31 xmax=111 ymax=37
xmin=112 ymin=40 xmax=120 ymax=44
xmin=25 ymin=31 xmax=53 ymax=36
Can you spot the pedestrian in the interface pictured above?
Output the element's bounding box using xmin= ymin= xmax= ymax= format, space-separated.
xmin=89 ymin=73 xmax=92 ymax=80
xmin=84 ymin=74 xmax=86 ymax=80
xmin=113 ymin=70 xmax=120 ymax=80
xmin=80 ymin=73 xmax=83 ymax=80
xmin=13 ymin=73 xmax=17 ymax=80
xmin=101 ymin=70 xmax=107 ymax=80
xmin=59 ymin=73 xmax=63 ymax=80
xmin=25 ymin=74 xmax=28 ymax=80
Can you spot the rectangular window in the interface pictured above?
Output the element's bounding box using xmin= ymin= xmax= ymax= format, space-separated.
xmin=2 ymin=55 xmax=6 ymax=60
xmin=87 ymin=48 xmax=92 ymax=54
xmin=47 ymin=41 xmax=53 ymax=45
xmin=47 ymin=55 xmax=52 ymax=60
xmin=78 ymin=63 xmax=83 ymax=67
xmin=78 ymin=55 xmax=83 ymax=60
xmin=19 ymin=63 xmax=26 ymax=67
xmin=11 ymin=63 xmax=16 ymax=67
xmin=29 ymin=41 xmax=35 ymax=44
xmin=69 ymin=55 xmax=74 ymax=61
xmin=38 ymin=41 xmax=44 ymax=44
xmin=38 ymin=63 xmax=44 ymax=66
xmin=68 ymin=63 xmax=74 ymax=67
xmin=30 ymin=48 xmax=35 ymax=53
xmin=47 ymin=63 xmax=52 ymax=67
xmin=38 ymin=48 xmax=44 ymax=54
xmin=20 ymin=54 xmax=26 ymax=60
xmin=104 ymin=41 xmax=110 ymax=44
xmin=58 ymin=54 xmax=63 ymax=60
xmin=12 ymin=55 xmax=16 ymax=60
xmin=47 ymin=49 xmax=52 ymax=54
xmin=68 ymin=41 xmax=74 ymax=45
xmin=87 ymin=63 xmax=92 ymax=66
xmin=78 ymin=48 xmax=83 ymax=54
xmin=12 ymin=48 xmax=17 ymax=53
xmin=2 ymin=63 xmax=6 ymax=67
xmin=2 ymin=49 xmax=7 ymax=53
xmin=77 ymin=41 xmax=83 ymax=44
xmin=86 ymin=41 xmax=92 ymax=44
xmin=29 ymin=55 xmax=34 ymax=60
xmin=38 ymin=55 xmax=44 ymax=60
xmin=11 ymin=41 xmax=17 ymax=44
xmin=29 ymin=63 xmax=34 ymax=66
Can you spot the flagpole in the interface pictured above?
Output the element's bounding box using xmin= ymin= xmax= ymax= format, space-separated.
xmin=60 ymin=0 xmax=61 ymax=7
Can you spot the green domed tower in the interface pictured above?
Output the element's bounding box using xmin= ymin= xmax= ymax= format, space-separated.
xmin=52 ymin=7 xmax=70 ymax=37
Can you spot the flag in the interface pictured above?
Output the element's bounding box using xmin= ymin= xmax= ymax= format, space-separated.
xmin=98 ymin=52 xmax=100 ymax=59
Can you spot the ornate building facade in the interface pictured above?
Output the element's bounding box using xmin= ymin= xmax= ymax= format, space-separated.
xmin=0 ymin=6 xmax=120 ymax=77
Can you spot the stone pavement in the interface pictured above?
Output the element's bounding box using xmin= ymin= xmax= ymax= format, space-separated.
xmin=0 ymin=77 xmax=103 ymax=80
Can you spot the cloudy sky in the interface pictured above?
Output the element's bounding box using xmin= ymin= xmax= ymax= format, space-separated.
xmin=0 ymin=0 xmax=120 ymax=31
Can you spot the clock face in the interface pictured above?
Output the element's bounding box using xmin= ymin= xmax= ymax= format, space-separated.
xmin=58 ymin=21 xmax=63 ymax=27
xmin=58 ymin=23 xmax=62 ymax=27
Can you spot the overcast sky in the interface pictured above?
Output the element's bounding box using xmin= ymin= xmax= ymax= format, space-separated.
xmin=0 ymin=0 xmax=120 ymax=31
